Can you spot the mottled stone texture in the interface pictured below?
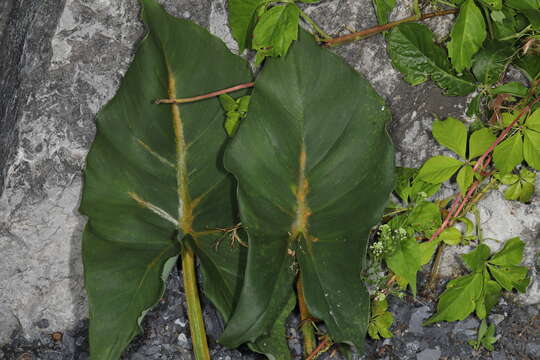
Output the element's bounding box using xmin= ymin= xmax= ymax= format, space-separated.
xmin=0 ymin=0 xmax=539 ymax=357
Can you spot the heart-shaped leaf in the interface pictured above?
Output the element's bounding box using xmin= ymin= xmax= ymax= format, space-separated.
xmin=220 ymin=30 xmax=395 ymax=351
xmin=80 ymin=1 xmax=252 ymax=358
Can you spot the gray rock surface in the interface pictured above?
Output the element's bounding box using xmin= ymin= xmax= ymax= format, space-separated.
xmin=0 ymin=0 xmax=539 ymax=358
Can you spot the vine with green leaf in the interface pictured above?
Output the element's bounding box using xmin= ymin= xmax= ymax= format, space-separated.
xmin=80 ymin=0 xmax=540 ymax=359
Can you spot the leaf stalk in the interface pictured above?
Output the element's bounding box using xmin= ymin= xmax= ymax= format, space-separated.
xmin=296 ymin=277 xmax=317 ymax=356
xmin=181 ymin=247 xmax=211 ymax=360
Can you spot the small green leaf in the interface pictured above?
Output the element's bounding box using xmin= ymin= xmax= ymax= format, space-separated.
xmin=489 ymin=237 xmax=524 ymax=266
xmin=385 ymin=236 xmax=424 ymax=296
xmin=500 ymin=111 xmax=520 ymax=127
xmin=472 ymin=40 xmax=514 ymax=85
xmin=479 ymin=0 xmax=502 ymax=9
xmin=387 ymin=23 xmax=476 ymax=96
xmin=220 ymin=94 xmax=238 ymax=111
xmin=488 ymin=264 xmax=529 ymax=291
xmin=252 ymin=4 xmax=300 ymax=63
xmin=504 ymin=181 xmax=523 ymax=200
xmin=418 ymin=239 xmax=440 ymax=264
xmin=463 ymin=244 xmax=491 ymax=272
xmin=520 ymin=180 xmax=535 ymax=202
xmin=491 ymin=10 xmax=506 ymax=22
xmin=395 ymin=167 xmax=440 ymax=203
xmin=448 ymin=0 xmax=487 ymax=72
xmin=237 ymin=95 xmax=251 ymax=113
xmin=439 ymin=227 xmax=462 ymax=245
xmin=432 ymin=117 xmax=468 ymax=158
xmin=487 ymin=238 xmax=530 ymax=292
xmin=493 ymin=134 xmax=524 ymax=173
xmin=505 ymin=0 xmax=540 ymax=10
xmin=417 ymin=156 xmax=464 ymax=183
xmin=457 ymin=165 xmax=474 ymax=194
xmin=526 ymin=109 xmax=540 ymax=132
xmin=373 ymin=0 xmax=397 ymax=25
xmin=483 ymin=279 xmax=502 ymax=315
xmin=524 ymin=129 xmax=540 ymax=170
xmin=491 ymin=82 xmax=529 ymax=97
xmin=424 ymin=273 xmax=483 ymax=324
xmin=493 ymin=7 xmax=517 ymax=39
xmin=515 ymin=55 xmax=540 ymax=82
xmin=498 ymin=173 xmax=519 ymax=184
xmin=469 ymin=128 xmax=496 ymax=159
xmin=228 ymin=0 xmax=267 ymax=51
xmin=225 ymin=112 xmax=241 ymax=136
xmin=523 ymin=9 xmax=540 ymax=29
xmin=467 ymin=94 xmax=482 ymax=117
xmin=407 ymin=201 xmax=442 ymax=233
xmin=368 ymin=297 xmax=394 ymax=340
xmin=521 ymin=167 xmax=536 ymax=182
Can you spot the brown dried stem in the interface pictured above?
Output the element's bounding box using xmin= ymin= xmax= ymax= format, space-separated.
xmin=323 ymin=9 xmax=458 ymax=47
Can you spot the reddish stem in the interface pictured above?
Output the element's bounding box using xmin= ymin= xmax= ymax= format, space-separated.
xmin=430 ymin=96 xmax=540 ymax=241
xmin=430 ymin=194 xmax=462 ymax=241
xmin=306 ymin=337 xmax=331 ymax=360
xmin=154 ymin=82 xmax=255 ymax=104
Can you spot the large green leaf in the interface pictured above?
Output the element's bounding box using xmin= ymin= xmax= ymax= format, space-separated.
xmin=387 ymin=23 xmax=476 ymax=96
xmin=448 ymin=0 xmax=487 ymax=73
xmin=80 ymin=1 xmax=252 ymax=358
xmin=220 ymin=30 xmax=395 ymax=351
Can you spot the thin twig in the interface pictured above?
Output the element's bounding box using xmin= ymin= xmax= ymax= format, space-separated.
xmin=323 ymin=9 xmax=458 ymax=47
xmin=474 ymin=97 xmax=540 ymax=173
xmin=305 ymin=336 xmax=332 ymax=360
xmin=154 ymin=82 xmax=255 ymax=104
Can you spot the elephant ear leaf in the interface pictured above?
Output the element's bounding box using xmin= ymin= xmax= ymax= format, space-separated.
xmin=80 ymin=0 xmax=251 ymax=358
xmin=220 ymin=29 xmax=395 ymax=351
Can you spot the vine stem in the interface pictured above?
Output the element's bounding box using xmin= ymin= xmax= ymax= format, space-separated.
xmin=473 ymin=96 xmax=540 ymax=173
xmin=322 ymin=9 xmax=458 ymax=47
xmin=430 ymin=96 xmax=540 ymax=242
xmin=182 ymin=247 xmax=211 ymax=360
xmin=155 ymin=82 xmax=255 ymax=104
xmin=297 ymin=277 xmax=317 ymax=356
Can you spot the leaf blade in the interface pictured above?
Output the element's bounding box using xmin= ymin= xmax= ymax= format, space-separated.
xmin=222 ymin=29 xmax=395 ymax=351
xmin=448 ymin=0 xmax=487 ymax=72
xmin=80 ymin=1 xmax=252 ymax=357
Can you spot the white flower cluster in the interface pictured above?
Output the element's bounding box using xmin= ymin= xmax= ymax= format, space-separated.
xmin=370 ymin=224 xmax=408 ymax=259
